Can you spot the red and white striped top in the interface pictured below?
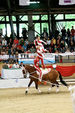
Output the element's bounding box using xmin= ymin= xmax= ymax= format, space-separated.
xmin=34 ymin=39 xmax=47 ymax=57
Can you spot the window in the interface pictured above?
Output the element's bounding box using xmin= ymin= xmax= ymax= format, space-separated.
xmin=12 ymin=16 xmax=16 ymax=21
xmin=65 ymin=14 xmax=75 ymax=19
xmin=32 ymin=15 xmax=39 ymax=20
xmin=6 ymin=16 xmax=9 ymax=21
xmin=41 ymin=15 xmax=48 ymax=20
xmin=7 ymin=24 xmax=11 ymax=37
xmin=0 ymin=16 xmax=5 ymax=21
xmin=55 ymin=14 xmax=64 ymax=20
xmin=19 ymin=16 xmax=28 ymax=21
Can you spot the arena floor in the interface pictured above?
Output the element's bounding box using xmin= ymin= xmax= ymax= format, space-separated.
xmin=0 ymin=86 xmax=73 ymax=113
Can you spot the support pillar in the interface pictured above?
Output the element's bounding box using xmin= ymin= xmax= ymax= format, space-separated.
xmin=51 ymin=14 xmax=56 ymax=35
xmin=9 ymin=16 xmax=14 ymax=38
xmin=16 ymin=16 xmax=19 ymax=38
xmin=6 ymin=0 xmax=14 ymax=39
xmin=5 ymin=16 xmax=7 ymax=36
xmin=28 ymin=14 xmax=35 ymax=42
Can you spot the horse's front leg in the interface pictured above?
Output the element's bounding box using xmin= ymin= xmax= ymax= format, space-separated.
xmin=35 ymin=80 xmax=41 ymax=93
xmin=25 ymin=79 xmax=33 ymax=94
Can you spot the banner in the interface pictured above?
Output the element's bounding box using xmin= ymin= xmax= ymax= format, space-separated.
xmin=0 ymin=55 xmax=9 ymax=60
xmin=45 ymin=65 xmax=75 ymax=77
xmin=59 ymin=0 xmax=75 ymax=5
xmin=1 ymin=68 xmax=23 ymax=79
xmin=19 ymin=0 xmax=30 ymax=6
xmin=56 ymin=65 xmax=75 ymax=77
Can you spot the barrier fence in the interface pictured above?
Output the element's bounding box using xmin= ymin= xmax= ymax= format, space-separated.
xmin=0 ymin=52 xmax=75 ymax=64
xmin=0 ymin=52 xmax=75 ymax=89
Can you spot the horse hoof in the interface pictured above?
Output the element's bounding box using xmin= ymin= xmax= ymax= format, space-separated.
xmin=56 ymin=88 xmax=59 ymax=93
xmin=48 ymin=88 xmax=52 ymax=92
xmin=38 ymin=89 xmax=41 ymax=93
xmin=39 ymin=90 xmax=41 ymax=93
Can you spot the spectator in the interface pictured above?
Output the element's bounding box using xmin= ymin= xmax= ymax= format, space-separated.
xmin=19 ymin=62 xmax=26 ymax=78
xmin=52 ymin=37 xmax=56 ymax=45
xmin=0 ymin=42 xmax=2 ymax=51
xmin=19 ymin=62 xmax=25 ymax=69
xmin=9 ymin=52 xmax=15 ymax=64
xmin=13 ymin=37 xmax=19 ymax=46
xmin=15 ymin=51 xmax=18 ymax=62
xmin=60 ymin=40 xmax=65 ymax=49
xmin=21 ymin=47 xmax=25 ymax=53
xmin=25 ymin=39 xmax=29 ymax=45
xmin=2 ymin=38 xmax=7 ymax=46
xmin=71 ymin=26 xmax=75 ymax=42
xmin=2 ymin=63 xmax=9 ymax=69
xmin=30 ymin=46 xmax=36 ymax=53
xmin=48 ymin=47 xmax=52 ymax=53
xmin=19 ymin=38 xmax=24 ymax=46
xmin=22 ymin=28 xmax=27 ymax=40
xmin=66 ymin=28 xmax=71 ymax=44
xmin=54 ymin=28 xmax=60 ymax=39
xmin=54 ymin=45 xmax=57 ymax=53
xmin=70 ymin=41 xmax=74 ymax=52
xmin=61 ymin=27 xmax=66 ymax=41
xmin=16 ymin=46 xmax=22 ymax=53
xmin=61 ymin=47 xmax=66 ymax=53
xmin=47 ymin=38 xmax=51 ymax=46
xmin=22 ymin=42 xmax=27 ymax=52
xmin=0 ymin=35 xmax=2 ymax=43
xmin=12 ymin=61 xmax=19 ymax=68
xmin=8 ymin=42 xmax=12 ymax=49
xmin=8 ymin=38 xmax=13 ymax=46
xmin=42 ymin=29 xmax=48 ymax=39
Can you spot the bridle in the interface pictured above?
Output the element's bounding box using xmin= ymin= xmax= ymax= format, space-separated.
xmin=24 ymin=65 xmax=37 ymax=78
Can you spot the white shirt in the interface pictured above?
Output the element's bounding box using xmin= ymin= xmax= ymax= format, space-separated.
xmin=2 ymin=40 xmax=7 ymax=46
xmin=12 ymin=64 xmax=19 ymax=68
xmin=47 ymin=40 xmax=51 ymax=45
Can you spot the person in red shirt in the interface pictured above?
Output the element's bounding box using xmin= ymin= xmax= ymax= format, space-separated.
xmin=13 ymin=37 xmax=19 ymax=46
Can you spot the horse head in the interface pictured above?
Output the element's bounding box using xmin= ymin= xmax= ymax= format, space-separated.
xmin=24 ymin=64 xmax=36 ymax=77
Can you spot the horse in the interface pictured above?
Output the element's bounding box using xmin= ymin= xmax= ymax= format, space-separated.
xmin=24 ymin=64 xmax=68 ymax=94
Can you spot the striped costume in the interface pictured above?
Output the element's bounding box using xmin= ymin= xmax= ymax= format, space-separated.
xmin=34 ymin=39 xmax=47 ymax=80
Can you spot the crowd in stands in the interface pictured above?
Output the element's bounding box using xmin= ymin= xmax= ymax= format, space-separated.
xmin=0 ymin=26 xmax=75 ymax=59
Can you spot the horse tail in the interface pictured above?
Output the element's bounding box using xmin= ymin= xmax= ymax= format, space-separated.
xmin=58 ymin=71 xmax=68 ymax=87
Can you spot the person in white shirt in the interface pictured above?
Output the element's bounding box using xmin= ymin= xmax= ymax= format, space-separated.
xmin=2 ymin=38 xmax=7 ymax=46
xmin=47 ymin=38 xmax=51 ymax=45
xmin=19 ymin=62 xmax=26 ymax=78
xmin=12 ymin=62 xmax=19 ymax=68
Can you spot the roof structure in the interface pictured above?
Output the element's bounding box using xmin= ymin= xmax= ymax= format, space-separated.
xmin=0 ymin=0 xmax=75 ymax=15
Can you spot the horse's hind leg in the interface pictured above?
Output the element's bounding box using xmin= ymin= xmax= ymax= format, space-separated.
xmin=48 ymin=84 xmax=54 ymax=92
xmin=55 ymin=81 xmax=60 ymax=93
xmin=48 ymin=84 xmax=56 ymax=92
xmin=48 ymin=81 xmax=59 ymax=93
xmin=25 ymin=79 xmax=33 ymax=94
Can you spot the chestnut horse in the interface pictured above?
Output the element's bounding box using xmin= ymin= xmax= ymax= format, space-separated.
xmin=25 ymin=65 xmax=68 ymax=94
